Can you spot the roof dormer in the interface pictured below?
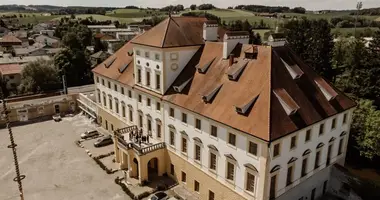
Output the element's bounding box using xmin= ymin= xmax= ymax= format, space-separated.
xmin=274 ymin=88 xmax=300 ymax=116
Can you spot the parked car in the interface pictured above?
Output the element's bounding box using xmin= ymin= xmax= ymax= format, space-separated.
xmin=94 ymin=135 xmax=113 ymax=147
xmin=80 ymin=130 xmax=99 ymax=139
xmin=149 ymin=192 xmax=169 ymax=200
xmin=52 ymin=114 xmax=61 ymax=122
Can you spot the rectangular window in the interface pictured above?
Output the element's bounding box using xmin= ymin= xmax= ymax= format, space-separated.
xmin=147 ymin=98 xmax=151 ymax=107
xmin=146 ymin=71 xmax=150 ymax=86
xmin=315 ymin=151 xmax=321 ymax=169
xmin=290 ymin=136 xmax=297 ymax=149
xmin=101 ymin=79 xmax=104 ymax=85
xmin=170 ymin=108 xmax=174 ymax=117
xmin=181 ymin=171 xmax=186 ymax=183
xmin=155 ymin=53 xmax=160 ymax=60
xmin=270 ymin=175 xmax=277 ymax=199
xmin=195 ymin=144 xmax=201 ymax=161
xmin=97 ymin=92 xmax=101 ymax=103
xmin=182 ymin=137 xmax=187 ymax=153
xmin=319 ymin=123 xmax=324 ymax=135
xmin=109 ymin=98 xmax=113 ymax=110
xmin=111 ymin=124 xmax=114 ymax=131
xmin=327 ymin=144 xmax=333 ymax=165
xmin=227 ymin=162 xmax=234 ymax=181
xmin=182 ymin=113 xmax=187 ymax=123
xmin=210 ymin=153 xmax=217 ymax=170
xmin=115 ymin=100 xmax=119 ymax=113
xmin=305 ymin=129 xmax=311 ymax=142
xmin=323 ymin=180 xmax=328 ymax=194
xmin=170 ymin=131 xmax=175 ymax=146
xmin=129 ymin=109 xmax=133 ymax=122
xmin=273 ymin=143 xmax=280 ymax=157
xmin=343 ymin=113 xmax=348 ymax=124
xmin=136 ymin=50 xmax=140 ymax=56
xmin=211 ymin=125 xmax=217 ymax=137
xmin=121 ymin=87 xmax=124 ymax=95
xmin=114 ymin=84 xmax=117 ymax=91
xmin=156 ymin=74 xmax=161 ymax=89
xmin=209 ymin=190 xmax=215 ymax=200
xmin=139 ymin=114 xmax=143 ymax=128
xmin=96 ymin=76 xmax=99 ymax=83
xmin=246 ymin=172 xmax=255 ymax=192
xmin=105 ymin=120 xmax=108 ymax=130
xmin=147 ymin=119 xmax=152 ymax=132
xmin=145 ymin=51 xmax=149 ymax=58
xmin=301 ymin=157 xmax=308 ymax=177
xmin=156 ymin=102 xmax=160 ymax=111
xmin=122 ymin=105 xmax=126 ymax=117
xmin=108 ymin=81 xmax=111 ymax=88
xmin=128 ymin=90 xmax=132 ymax=98
xmin=194 ymin=180 xmax=200 ymax=192
xmin=137 ymin=69 xmax=141 ymax=83
xmin=249 ymin=141 xmax=258 ymax=156
xmin=286 ymin=166 xmax=293 ymax=186
xmin=170 ymin=164 xmax=174 ymax=175
xmin=338 ymin=138 xmax=344 ymax=155
xmin=157 ymin=123 xmax=161 ymax=138
xmin=228 ymin=133 xmax=236 ymax=146
xmin=195 ymin=118 xmax=201 ymax=130
xmin=331 ymin=118 xmax=336 ymax=130
xmin=138 ymin=95 xmax=142 ymax=103
xmin=103 ymin=94 xmax=106 ymax=106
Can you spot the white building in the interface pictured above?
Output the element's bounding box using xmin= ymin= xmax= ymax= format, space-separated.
xmin=92 ymin=16 xmax=356 ymax=200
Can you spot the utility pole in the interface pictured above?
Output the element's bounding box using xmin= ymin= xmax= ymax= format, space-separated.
xmin=0 ymin=88 xmax=25 ymax=200
xmin=355 ymin=1 xmax=363 ymax=38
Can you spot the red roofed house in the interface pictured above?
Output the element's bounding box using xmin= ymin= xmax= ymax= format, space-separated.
xmin=0 ymin=64 xmax=23 ymax=90
xmin=91 ymin=16 xmax=356 ymax=200
xmin=0 ymin=35 xmax=22 ymax=47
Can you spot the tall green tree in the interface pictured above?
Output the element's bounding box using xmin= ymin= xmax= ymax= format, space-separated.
xmin=284 ymin=19 xmax=334 ymax=81
xmin=351 ymin=99 xmax=380 ymax=160
xmin=18 ymin=59 xmax=61 ymax=93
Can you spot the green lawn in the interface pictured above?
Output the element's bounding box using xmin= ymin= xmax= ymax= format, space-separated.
xmin=53 ymin=14 xmax=136 ymax=23
xmin=106 ymin=8 xmax=166 ymax=18
xmin=332 ymin=27 xmax=379 ymax=36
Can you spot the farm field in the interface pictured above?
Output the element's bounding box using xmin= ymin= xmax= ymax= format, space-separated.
xmin=106 ymin=8 xmax=166 ymax=18
xmin=52 ymin=14 xmax=137 ymax=23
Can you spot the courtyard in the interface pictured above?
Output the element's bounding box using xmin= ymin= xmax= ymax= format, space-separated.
xmin=0 ymin=114 xmax=131 ymax=200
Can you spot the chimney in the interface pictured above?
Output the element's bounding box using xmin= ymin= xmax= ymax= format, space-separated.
xmin=203 ymin=20 xmax=218 ymax=41
xmin=229 ymin=54 xmax=234 ymax=66
xmin=223 ymin=31 xmax=249 ymax=59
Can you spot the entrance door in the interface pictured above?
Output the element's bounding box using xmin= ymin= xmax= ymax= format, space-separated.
xmin=54 ymin=105 xmax=60 ymax=114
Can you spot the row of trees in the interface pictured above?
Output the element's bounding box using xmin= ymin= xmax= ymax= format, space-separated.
xmin=160 ymin=5 xmax=184 ymax=12
xmin=284 ymin=18 xmax=380 ymax=161
xmin=331 ymin=16 xmax=380 ymax=28
xmin=234 ymin=5 xmax=306 ymax=14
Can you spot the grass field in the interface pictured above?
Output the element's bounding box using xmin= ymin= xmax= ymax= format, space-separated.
xmin=52 ymin=14 xmax=136 ymax=23
xmin=106 ymin=8 xmax=166 ymax=18
xmin=332 ymin=27 xmax=379 ymax=36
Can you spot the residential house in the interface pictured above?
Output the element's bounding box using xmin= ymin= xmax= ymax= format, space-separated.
xmin=0 ymin=54 xmax=51 ymax=65
xmin=0 ymin=63 xmax=23 ymax=90
xmin=0 ymin=35 xmax=22 ymax=47
xmin=40 ymin=30 xmax=55 ymax=37
xmin=90 ymin=51 xmax=110 ymax=67
xmin=33 ymin=35 xmax=60 ymax=48
xmin=88 ymin=25 xmax=116 ymax=32
xmin=33 ymin=22 xmax=53 ymax=33
xmin=0 ymin=27 xmax=10 ymax=37
xmin=92 ymin=16 xmax=355 ymax=200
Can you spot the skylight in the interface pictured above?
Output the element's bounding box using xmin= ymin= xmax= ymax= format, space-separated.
xmin=227 ymin=60 xmax=248 ymax=81
xmin=235 ymin=94 xmax=259 ymax=115
xmin=314 ymin=78 xmax=338 ymax=101
xmin=197 ymin=57 xmax=215 ymax=74
xmin=118 ymin=60 xmax=132 ymax=73
xmin=173 ymin=76 xmax=193 ymax=93
xmin=280 ymin=58 xmax=303 ymax=80
xmin=274 ymin=89 xmax=300 ymax=116
xmin=104 ymin=57 xmax=116 ymax=68
xmin=202 ymin=84 xmax=223 ymax=103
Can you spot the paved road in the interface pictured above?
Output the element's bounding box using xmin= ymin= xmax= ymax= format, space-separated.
xmin=0 ymin=115 xmax=130 ymax=200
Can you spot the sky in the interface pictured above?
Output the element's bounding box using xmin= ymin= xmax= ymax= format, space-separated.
xmin=2 ymin=0 xmax=380 ymax=11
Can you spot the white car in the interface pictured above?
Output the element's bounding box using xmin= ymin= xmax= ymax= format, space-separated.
xmin=149 ymin=192 xmax=169 ymax=200
xmin=80 ymin=130 xmax=99 ymax=139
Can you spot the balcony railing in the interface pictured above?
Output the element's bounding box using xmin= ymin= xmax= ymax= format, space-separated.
xmin=115 ymin=125 xmax=165 ymax=155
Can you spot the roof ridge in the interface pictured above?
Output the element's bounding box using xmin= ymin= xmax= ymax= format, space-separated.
xmin=268 ymin=46 xmax=273 ymax=141
xmin=161 ymin=17 xmax=172 ymax=48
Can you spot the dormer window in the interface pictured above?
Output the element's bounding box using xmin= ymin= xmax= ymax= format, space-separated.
xmin=227 ymin=60 xmax=248 ymax=81
xmin=173 ymin=77 xmax=193 ymax=93
xmin=315 ymin=78 xmax=338 ymax=101
xmin=197 ymin=57 xmax=215 ymax=74
xmin=280 ymin=57 xmax=303 ymax=80
xmin=202 ymin=84 xmax=223 ymax=103
xmin=273 ymin=88 xmax=299 ymax=116
xmin=235 ymin=94 xmax=259 ymax=115
xmin=104 ymin=57 xmax=116 ymax=68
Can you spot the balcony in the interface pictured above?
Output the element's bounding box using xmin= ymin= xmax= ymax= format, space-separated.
xmin=115 ymin=125 xmax=165 ymax=156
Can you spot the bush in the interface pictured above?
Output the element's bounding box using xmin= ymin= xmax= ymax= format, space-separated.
xmin=94 ymin=151 xmax=115 ymax=159
xmin=93 ymin=157 xmax=115 ymax=174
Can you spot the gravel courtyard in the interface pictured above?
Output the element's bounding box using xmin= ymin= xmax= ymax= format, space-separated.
xmin=0 ymin=114 xmax=130 ymax=200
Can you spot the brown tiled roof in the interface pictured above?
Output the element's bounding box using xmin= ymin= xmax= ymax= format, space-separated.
xmin=131 ymin=17 xmax=208 ymax=48
xmin=0 ymin=64 xmax=23 ymax=75
xmin=0 ymin=35 xmax=22 ymax=43
xmin=93 ymin=40 xmax=355 ymax=142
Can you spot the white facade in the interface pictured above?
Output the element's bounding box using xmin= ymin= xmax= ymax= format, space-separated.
xmin=223 ymin=35 xmax=249 ymax=59
xmin=203 ymin=24 xmax=218 ymax=41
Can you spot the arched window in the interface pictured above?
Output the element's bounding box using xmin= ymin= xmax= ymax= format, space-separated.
xmin=317 ymin=142 xmax=325 ymax=149
xmin=270 ymin=165 xmax=281 ymax=173
xmin=288 ymin=157 xmax=298 ymax=164
xmin=303 ymin=149 xmax=311 ymax=156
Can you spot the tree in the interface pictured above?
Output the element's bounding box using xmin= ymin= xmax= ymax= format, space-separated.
xmin=190 ymin=4 xmax=197 ymax=10
xmin=112 ymin=41 xmax=126 ymax=52
xmin=284 ymin=19 xmax=334 ymax=81
xmin=54 ymin=48 xmax=92 ymax=87
xmin=292 ymin=7 xmax=306 ymax=14
xmin=351 ymin=99 xmax=380 ymax=160
xmin=18 ymin=59 xmax=61 ymax=94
